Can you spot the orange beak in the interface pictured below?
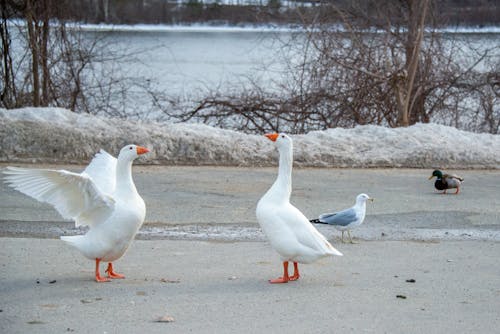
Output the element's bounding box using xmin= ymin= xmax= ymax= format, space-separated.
xmin=265 ymin=133 xmax=279 ymax=142
xmin=136 ymin=146 xmax=150 ymax=155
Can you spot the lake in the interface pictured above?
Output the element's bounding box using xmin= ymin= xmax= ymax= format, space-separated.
xmin=84 ymin=27 xmax=499 ymax=117
xmin=92 ymin=28 xmax=286 ymax=97
xmin=9 ymin=24 xmax=500 ymax=121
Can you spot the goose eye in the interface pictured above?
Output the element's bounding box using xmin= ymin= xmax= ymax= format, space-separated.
xmin=281 ymin=135 xmax=285 ymax=138
xmin=129 ymin=146 xmax=133 ymax=150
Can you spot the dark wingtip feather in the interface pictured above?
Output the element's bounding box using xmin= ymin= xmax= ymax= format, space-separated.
xmin=310 ymin=219 xmax=327 ymax=224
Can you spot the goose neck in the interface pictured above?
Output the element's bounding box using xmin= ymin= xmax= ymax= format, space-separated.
xmin=115 ymin=158 xmax=138 ymax=196
xmin=272 ymin=147 xmax=293 ymax=199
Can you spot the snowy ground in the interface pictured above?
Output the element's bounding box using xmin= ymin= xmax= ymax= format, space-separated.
xmin=1 ymin=107 xmax=499 ymax=168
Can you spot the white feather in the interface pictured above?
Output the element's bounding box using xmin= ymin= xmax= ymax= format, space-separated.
xmin=3 ymin=144 xmax=148 ymax=264
xmin=3 ymin=167 xmax=114 ymax=227
xmin=256 ymin=134 xmax=342 ymax=265
xmin=83 ymin=149 xmax=117 ymax=194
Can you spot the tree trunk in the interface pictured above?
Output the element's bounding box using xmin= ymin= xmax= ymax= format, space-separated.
xmin=103 ymin=0 xmax=109 ymax=23
xmin=40 ymin=0 xmax=50 ymax=107
xmin=0 ymin=0 xmax=17 ymax=107
xmin=25 ymin=0 xmax=40 ymax=107
xmin=397 ymin=0 xmax=428 ymax=127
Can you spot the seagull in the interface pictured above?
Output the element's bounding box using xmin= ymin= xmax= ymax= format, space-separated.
xmin=310 ymin=193 xmax=373 ymax=244
xmin=428 ymin=169 xmax=464 ymax=194
xmin=3 ymin=144 xmax=149 ymax=282
xmin=256 ymin=133 xmax=342 ymax=284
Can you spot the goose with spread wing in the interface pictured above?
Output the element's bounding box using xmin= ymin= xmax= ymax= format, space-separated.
xmin=256 ymin=133 xmax=342 ymax=284
xmin=3 ymin=145 xmax=149 ymax=282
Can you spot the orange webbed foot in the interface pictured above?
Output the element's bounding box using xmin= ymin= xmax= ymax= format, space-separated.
xmin=95 ymin=275 xmax=111 ymax=283
xmin=269 ymin=277 xmax=289 ymax=284
xmin=95 ymin=258 xmax=110 ymax=282
xmin=107 ymin=271 xmax=125 ymax=279
xmin=269 ymin=262 xmax=292 ymax=283
xmin=106 ymin=263 xmax=125 ymax=279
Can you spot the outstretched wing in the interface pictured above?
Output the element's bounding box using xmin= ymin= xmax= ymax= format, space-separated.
xmin=83 ymin=149 xmax=117 ymax=194
xmin=3 ymin=167 xmax=115 ymax=227
xmin=319 ymin=207 xmax=358 ymax=226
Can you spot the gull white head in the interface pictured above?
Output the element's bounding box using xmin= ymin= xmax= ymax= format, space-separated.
xmin=117 ymin=144 xmax=150 ymax=161
xmin=356 ymin=193 xmax=373 ymax=204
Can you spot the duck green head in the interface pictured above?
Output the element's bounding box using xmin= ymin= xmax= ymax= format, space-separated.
xmin=428 ymin=169 xmax=443 ymax=180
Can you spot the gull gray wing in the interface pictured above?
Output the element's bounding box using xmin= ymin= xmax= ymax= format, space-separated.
xmin=319 ymin=208 xmax=358 ymax=226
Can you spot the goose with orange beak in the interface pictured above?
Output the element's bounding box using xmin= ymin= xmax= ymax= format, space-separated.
xmin=256 ymin=133 xmax=342 ymax=283
xmin=4 ymin=145 xmax=150 ymax=282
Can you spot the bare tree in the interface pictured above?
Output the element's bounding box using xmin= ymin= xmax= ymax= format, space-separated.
xmin=2 ymin=0 xmax=498 ymax=134
xmin=1 ymin=0 xmax=157 ymax=118
xmin=0 ymin=0 xmax=18 ymax=108
xmin=164 ymin=0 xmax=498 ymax=134
xmin=395 ymin=0 xmax=428 ymax=126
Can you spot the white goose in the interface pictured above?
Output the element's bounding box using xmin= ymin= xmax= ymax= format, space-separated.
xmin=3 ymin=144 xmax=149 ymax=282
xmin=256 ymin=133 xmax=342 ymax=283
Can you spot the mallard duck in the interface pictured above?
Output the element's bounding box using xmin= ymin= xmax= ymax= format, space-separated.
xmin=428 ymin=169 xmax=464 ymax=194
xmin=310 ymin=193 xmax=373 ymax=243
xmin=256 ymin=133 xmax=342 ymax=284
xmin=3 ymin=145 xmax=149 ymax=282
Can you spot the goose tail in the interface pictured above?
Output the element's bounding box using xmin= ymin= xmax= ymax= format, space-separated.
xmin=325 ymin=242 xmax=343 ymax=256
xmin=60 ymin=235 xmax=85 ymax=249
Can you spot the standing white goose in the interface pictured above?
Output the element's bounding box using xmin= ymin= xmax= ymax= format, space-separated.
xmin=256 ymin=133 xmax=342 ymax=283
xmin=3 ymin=145 xmax=149 ymax=282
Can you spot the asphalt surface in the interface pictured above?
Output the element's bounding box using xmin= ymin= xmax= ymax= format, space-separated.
xmin=1 ymin=238 xmax=499 ymax=333
xmin=1 ymin=166 xmax=500 ymax=241
xmin=1 ymin=166 xmax=500 ymax=333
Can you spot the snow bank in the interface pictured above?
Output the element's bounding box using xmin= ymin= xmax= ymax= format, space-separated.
xmin=70 ymin=22 xmax=500 ymax=34
xmin=10 ymin=19 xmax=500 ymax=34
xmin=1 ymin=107 xmax=499 ymax=168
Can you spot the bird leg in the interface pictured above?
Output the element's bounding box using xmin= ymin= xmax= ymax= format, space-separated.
xmin=341 ymin=231 xmax=346 ymax=243
xmin=455 ymin=187 xmax=460 ymax=194
xmin=442 ymin=189 xmax=447 ymax=195
xmin=269 ymin=261 xmax=290 ymax=284
xmin=95 ymin=259 xmax=110 ymax=282
xmin=105 ymin=263 xmax=125 ymax=279
xmin=348 ymin=230 xmax=357 ymax=244
xmin=289 ymin=262 xmax=300 ymax=281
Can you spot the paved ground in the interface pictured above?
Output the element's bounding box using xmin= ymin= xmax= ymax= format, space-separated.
xmin=1 ymin=238 xmax=499 ymax=333
xmin=1 ymin=166 xmax=499 ymax=240
xmin=1 ymin=166 xmax=500 ymax=333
